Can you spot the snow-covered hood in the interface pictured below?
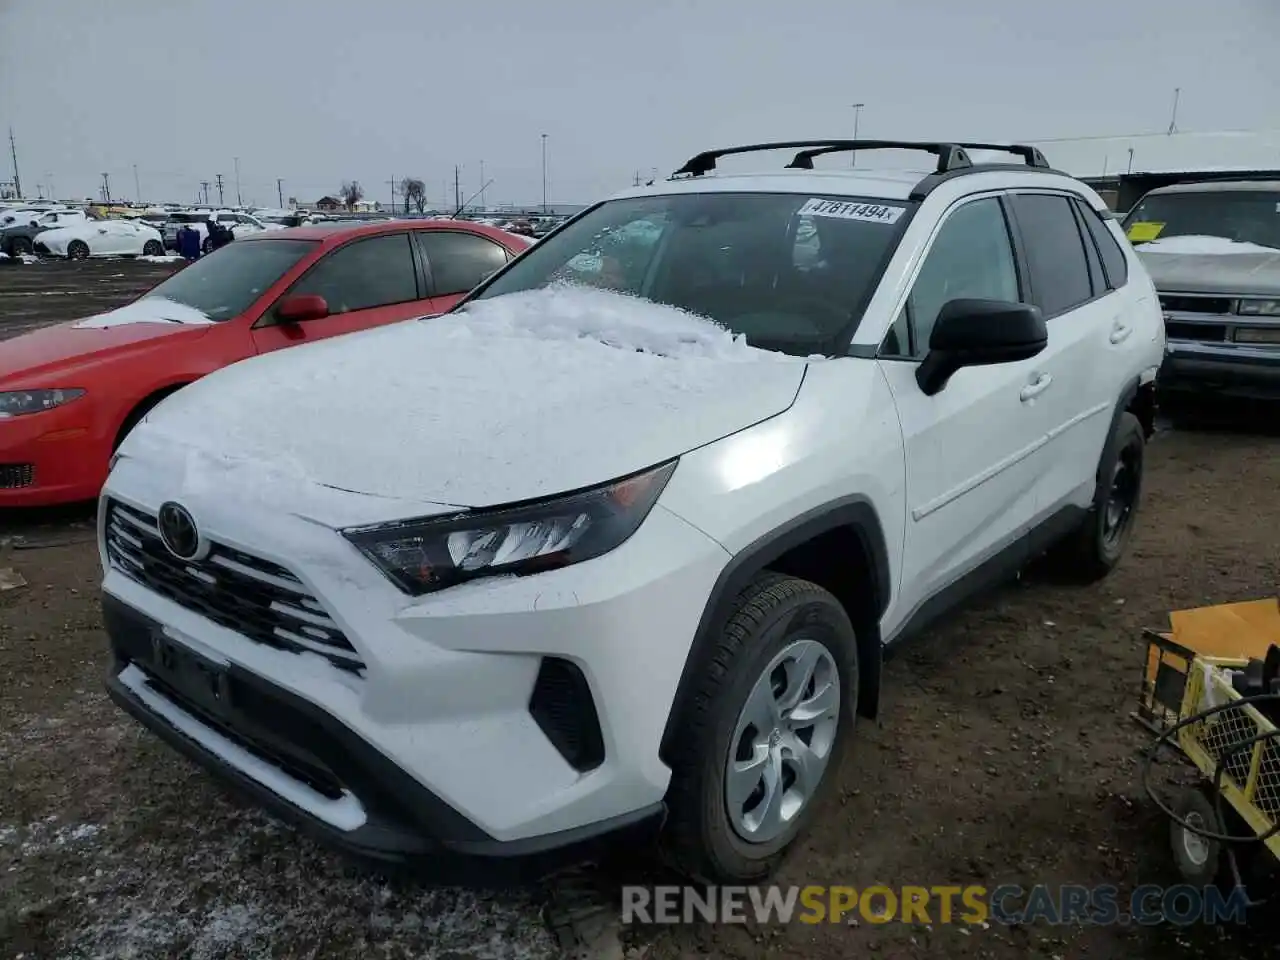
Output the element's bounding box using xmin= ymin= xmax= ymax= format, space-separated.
xmin=1138 ymin=236 xmax=1280 ymax=297
xmin=123 ymin=287 xmax=809 ymax=514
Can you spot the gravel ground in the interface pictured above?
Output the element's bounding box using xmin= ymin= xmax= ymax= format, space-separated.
xmin=2 ymin=258 xmax=1279 ymax=959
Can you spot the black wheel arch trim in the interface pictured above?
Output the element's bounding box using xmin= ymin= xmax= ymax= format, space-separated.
xmin=658 ymin=495 xmax=891 ymax=764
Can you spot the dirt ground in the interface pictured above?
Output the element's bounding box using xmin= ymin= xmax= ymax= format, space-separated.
xmin=2 ymin=258 xmax=1280 ymax=959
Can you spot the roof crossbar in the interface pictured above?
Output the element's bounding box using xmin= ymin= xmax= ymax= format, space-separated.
xmin=671 ymin=140 xmax=851 ymax=178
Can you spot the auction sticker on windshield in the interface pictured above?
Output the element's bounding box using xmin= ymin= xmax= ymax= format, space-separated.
xmin=799 ymin=199 xmax=905 ymax=224
xmin=1126 ymin=221 xmax=1165 ymax=243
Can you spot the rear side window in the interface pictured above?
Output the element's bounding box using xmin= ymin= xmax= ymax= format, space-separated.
xmin=417 ymin=231 xmax=510 ymax=296
xmin=1075 ymin=199 xmax=1129 ymax=289
xmin=1009 ymin=194 xmax=1093 ymax=318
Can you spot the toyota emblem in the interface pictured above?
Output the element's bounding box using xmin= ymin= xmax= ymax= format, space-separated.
xmin=157 ymin=501 xmax=205 ymax=561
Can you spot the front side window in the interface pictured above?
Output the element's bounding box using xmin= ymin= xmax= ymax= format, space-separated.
xmin=143 ymin=239 xmax=317 ymax=320
xmin=469 ymin=192 xmax=913 ymax=356
xmin=286 ymin=233 xmax=419 ymax=313
xmin=1122 ymin=190 xmax=1280 ymax=250
xmin=904 ymin=197 xmax=1019 ymax=354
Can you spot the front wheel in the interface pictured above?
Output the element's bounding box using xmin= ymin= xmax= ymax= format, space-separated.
xmin=201 ymin=236 xmax=213 ymax=254
xmin=661 ymin=573 xmax=857 ymax=883
xmin=67 ymin=240 xmax=90 ymax=260
xmin=9 ymin=236 xmax=33 ymax=257
xmin=142 ymin=240 xmax=163 ymax=256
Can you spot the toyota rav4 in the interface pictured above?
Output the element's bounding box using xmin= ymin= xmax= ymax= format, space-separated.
xmin=98 ymin=139 xmax=1165 ymax=883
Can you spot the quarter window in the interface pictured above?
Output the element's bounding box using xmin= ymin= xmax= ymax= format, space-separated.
xmin=286 ymin=233 xmax=419 ymax=313
xmin=902 ymin=197 xmax=1019 ymax=355
xmin=1075 ymin=199 xmax=1129 ymax=289
xmin=1009 ymin=194 xmax=1093 ymax=318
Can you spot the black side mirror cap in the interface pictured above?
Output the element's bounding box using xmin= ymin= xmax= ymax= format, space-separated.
xmin=915 ymin=298 xmax=1047 ymax=396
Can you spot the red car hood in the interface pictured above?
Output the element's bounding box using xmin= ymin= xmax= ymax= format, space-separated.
xmin=0 ymin=306 xmax=215 ymax=384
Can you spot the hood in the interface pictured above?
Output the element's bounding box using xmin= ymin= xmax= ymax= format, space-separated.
xmin=125 ymin=286 xmax=809 ymax=512
xmin=0 ymin=298 xmax=214 ymax=382
xmin=1138 ymin=236 xmax=1280 ymax=297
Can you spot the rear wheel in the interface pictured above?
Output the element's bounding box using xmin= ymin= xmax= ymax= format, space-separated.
xmin=661 ymin=573 xmax=857 ymax=883
xmin=142 ymin=239 xmax=163 ymax=256
xmin=201 ymin=236 xmax=213 ymax=254
xmin=9 ymin=236 xmax=33 ymax=257
xmin=1045 ymin=411 xmax=1144 ymax=582
xmin=67 ymin=240 xmax=90 ymax=260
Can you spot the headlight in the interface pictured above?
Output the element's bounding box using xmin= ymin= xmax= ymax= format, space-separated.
xmin=343 ymin=460 xmax=678 ymax=596
xmin=0 ymin=388 xmax=86 ymax=419
xmin=1238 ymin=299 xmax=1280 ymax=317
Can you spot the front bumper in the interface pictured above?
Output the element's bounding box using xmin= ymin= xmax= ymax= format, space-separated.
xmin=103 ymin=595 xmax=664 ymax=871
xmin=99 ymin=457 xmax=731 ymax=851
xmin=0 ymin=407 xmax=109 ymax=507
xmin=1159 ymin=340 xmax=1280 ymax=400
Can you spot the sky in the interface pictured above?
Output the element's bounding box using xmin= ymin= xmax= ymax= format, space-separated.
xmin=2 ymin=0 xmax=1280 ymax=208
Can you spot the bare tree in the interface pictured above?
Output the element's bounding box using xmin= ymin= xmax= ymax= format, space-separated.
xmin=399 ymin=177 xmax=426 ymax=214
xmin=339 ymin=180 xmax=364 ymax=211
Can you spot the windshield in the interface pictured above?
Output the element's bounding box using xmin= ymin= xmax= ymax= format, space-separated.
xmin=469 ymin=192 xmax=911 ymax=356
xmin=142 ymin=239 xmax=316 ymax=320
xmin=1124 ymin=190 xmax=1280 ymax=249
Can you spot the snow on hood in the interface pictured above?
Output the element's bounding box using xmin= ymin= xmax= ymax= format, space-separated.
xmin=1139 ymin=235 xmax=1279 ymax=256
xmin=124 ymin=286 xmax=809 ymax=512
xmin=73 ymin=296 xmax=213 ymax=329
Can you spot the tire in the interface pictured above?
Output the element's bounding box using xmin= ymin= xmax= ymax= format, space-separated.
xmin=143 ymin=240 xmax=163 ymax=256
xmin=661 ymin=573 xmax=858 ymax=883
xmin=1170 ymin=787 xmax=1227 ymax=887
xmin=67 ymin=240 xmax=91 ymax=260
xmin=1045 ymin=411 xmax=1145 ymax=583
xmin=9 ymin=236 xmax=33 ymax=257
xmin=202 ymin=236 xmax=213 ymax=254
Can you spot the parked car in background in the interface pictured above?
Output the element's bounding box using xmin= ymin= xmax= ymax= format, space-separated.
xmin=34 ymin=219 xmax=165 ymax=259
xmin=161 ymin=210 xmax=273 ymax=252
xmin=0 ymin=219 xmax=531 ymax=506
xmin=1 ymin=205 xmax=68 ymax=229
xmin=1123 ymin=180 xmax=1280 ymax=409
xmin=0 ymin=208 xmax=92 ymax=256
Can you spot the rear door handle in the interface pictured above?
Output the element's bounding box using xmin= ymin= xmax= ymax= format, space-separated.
xmin=1019 ymin=373 xmax=1053 ymax=402
xmin=1110 ymin=321 xmax=1133 ymax=344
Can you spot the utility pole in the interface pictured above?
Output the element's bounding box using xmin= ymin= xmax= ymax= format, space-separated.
xmin=101 ymin=172 xmax=112 ymax=203
xmin=46 ymin=172 xmax=55 ymax=200
xmin=277 ymin=178 xmax=284 ymax=208
xmin=133 ymin=164 xmax=141 ymax=203
xmin=851 ymin=103 xmax=865 ymax=167
xmin=8 ymin=127 xmax=22 ymax=199
xmin=454 ymin=165 xmax=461 ymax=211
xmin=479 ymin=160 xmax=486 ymax=212
xmin=201 ymin=181 xmax=211 ymax=205
xmin=234 ymin=157 xmax=242 ymax=205
xmin=215 ymin=173 xmax=225 ymax=206
xmin=633 ymin=170 xmax=642 ymax=187
xmin=1166 ymin=87 xmax=1181 ymax=136
xmin=540 ymin=131 xmax=550 ymax=212
xmin=387 ymin=174 xmax=397 ymax=210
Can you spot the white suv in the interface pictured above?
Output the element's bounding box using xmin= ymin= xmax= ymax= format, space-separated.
xmin=99 ymin=140 xmax=1165 ymax=883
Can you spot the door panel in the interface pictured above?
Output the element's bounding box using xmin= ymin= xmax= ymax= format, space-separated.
xmin=251 ymin=233 xmax=431 ymax=354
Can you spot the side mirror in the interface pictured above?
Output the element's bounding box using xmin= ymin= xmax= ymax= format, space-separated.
xmin=276 ymin=294 xmax=330 ymax=324
xmin=915 ymin=298 xmax=1047 ymax=396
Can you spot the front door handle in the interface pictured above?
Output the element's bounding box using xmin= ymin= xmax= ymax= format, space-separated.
xmin=1019 ymin=373 xmax=1053 ymax=402
xmin=1110 ymin=321 xmax=1133 ymax=344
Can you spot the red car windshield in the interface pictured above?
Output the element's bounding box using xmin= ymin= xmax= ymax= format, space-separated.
xmin=144 ymin=239 xmax=317 ymax=321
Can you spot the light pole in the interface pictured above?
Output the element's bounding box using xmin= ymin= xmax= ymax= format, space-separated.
xmin=850 ymin=103 xmax=865 ymax=167
xmin=541 ymin=133 xmax=548 ymax=214
xmin=480 ymin=159 xmax=486 ymax=212
xmin=234 ymin=157 xmax=242 ymax=206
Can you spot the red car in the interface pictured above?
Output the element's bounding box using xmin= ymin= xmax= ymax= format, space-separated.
xmin=0 ymin=220 xmax=531 ymax=507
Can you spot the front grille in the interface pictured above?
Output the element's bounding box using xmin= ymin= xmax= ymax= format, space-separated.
xmin=104 ymin=499 xmax=365 ymax=672
xmin=1160 ymin=294 xmax=1233 ymax=315
xmin=1165 ymin=321 xmax=1228 ymax=343
xmin=0 ymin=463 xmax=35 ymax=489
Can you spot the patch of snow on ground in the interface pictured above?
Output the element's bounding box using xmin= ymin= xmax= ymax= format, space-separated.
xmin=138 ymin=254 xmax=184 ymax=263
xmin=1139 ymin=235 xmax=1279 ymax=255
xmin=18 ymin=818 xmax=104 ymax=855
xmin=73 ymin=296 xmax=213 ymax=328
xmin=450 ymin=284 xmax=796 ymax=362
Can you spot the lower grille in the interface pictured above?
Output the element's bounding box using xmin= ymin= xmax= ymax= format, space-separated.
xmin=1160 ymin=294 xmax=1233 ymax=315
xmin=104 ymin=499 xmax=365 ymax=672
xmin=529 ymin=657 xmax=605 ymax=772
xmin=0 ymin=463 xmax=35 ymax=489
xmin=1166 ymin=321 xmax=1228 ymax=343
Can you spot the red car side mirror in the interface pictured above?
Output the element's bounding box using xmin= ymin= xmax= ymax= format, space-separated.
xmin=276 ymin=294 xmax=330 ymax=324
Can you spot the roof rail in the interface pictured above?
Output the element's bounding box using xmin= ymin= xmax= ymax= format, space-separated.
xmin=671 ymin=140 xmax=852 ymax=178
xmin=785 ymin=141 xmax=973 ymax=174
xmin=946 ymin=142 xmax=1050 ymax=169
